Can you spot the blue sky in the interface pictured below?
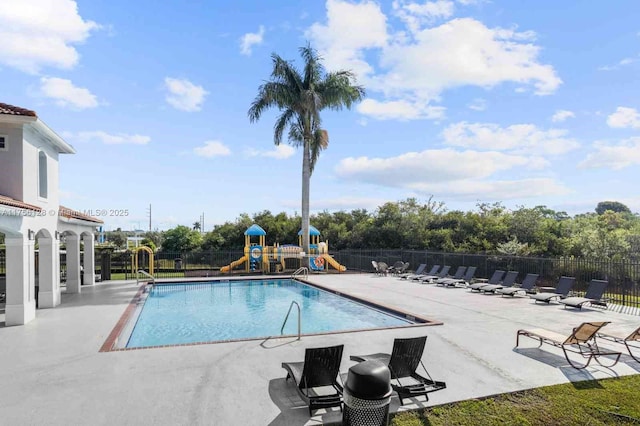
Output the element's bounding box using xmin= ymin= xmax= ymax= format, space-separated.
xmin=1 ymin=0 xmax=639 ymax=231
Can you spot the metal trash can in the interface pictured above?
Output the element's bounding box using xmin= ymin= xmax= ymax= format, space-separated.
xmin=174 ymin=258 xmax=183 ymax=270
xmin=343 ymin=360 xmax=392 ymax=426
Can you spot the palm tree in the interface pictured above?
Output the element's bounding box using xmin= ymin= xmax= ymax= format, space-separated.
xmin=248 ymin=45 xmax=365 ymax=258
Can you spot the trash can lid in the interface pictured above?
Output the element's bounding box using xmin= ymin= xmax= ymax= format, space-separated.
xmin=345 ymin=360 xmax=392 ymax=400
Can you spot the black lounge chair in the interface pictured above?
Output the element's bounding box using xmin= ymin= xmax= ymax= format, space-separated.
xmin=282 ymin=344 xmax=344 ymax=415
xmin=400 ymin=263 xmax=426 ymax=280
xmin=350 ymin=336 xmax=446 ymax=405
xmin=479 ymin=271 xmax=519 ymax=293
xmin=410 ymin=265 xmax=440 ymax=281
xmin=497 ymin=273 xmax=539 ymax=296
xmin=418 ymin=265 xmax=451 ymax=283
xmin=529 ymin=276 xmax=575 ymax=304
xmin=469 ymin=270 xmax=505 ymax=291
xmin=439 ymin=266 xmax=477 ymax=287
xmin=516 ymin=321 xmax=621 ymax=369
xmin=560 ymin=279 xmax=609 ymax=309
xmin=597 ymin=325 xmax=640 ymax=363
xmin=434 ymin=266 xmax=465 ymax=284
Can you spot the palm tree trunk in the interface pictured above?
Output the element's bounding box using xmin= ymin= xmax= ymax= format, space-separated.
xmin=301 ymin=137 xmax=311 ymax=262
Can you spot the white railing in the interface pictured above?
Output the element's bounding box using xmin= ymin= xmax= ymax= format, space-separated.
xmin=280 ymin=300 xmax=301 ymax=340
xmin=292 ymin=267 xmax=308 ymax=279
xmin=136 ymin=269 xmax=155 ymax=290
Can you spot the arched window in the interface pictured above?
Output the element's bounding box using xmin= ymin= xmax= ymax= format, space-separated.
xmin=38 ymin=151 xmax=48 ymax=198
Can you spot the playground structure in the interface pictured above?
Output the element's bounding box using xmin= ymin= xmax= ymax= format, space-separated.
xmin=220 ymin=224 xmax=346 ymax=273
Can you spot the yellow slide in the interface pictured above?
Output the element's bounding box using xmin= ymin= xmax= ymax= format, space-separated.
xmin=220 ymin=255 xmax=248 ymax=273
xmin=320 ymin=254 xmax=347 ymax=272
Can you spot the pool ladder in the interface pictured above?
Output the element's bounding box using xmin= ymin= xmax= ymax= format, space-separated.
xmin=280 ymin=301 xmax=301 ymax=340
xmin=292 ymin=267 xmax=308 ymax=279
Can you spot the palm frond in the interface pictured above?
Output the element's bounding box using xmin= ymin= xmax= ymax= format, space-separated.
xmin=309 ymin=128 xmax=329 ymax=174
xmin=273 ymin=109 xmax=296 ymax=146
xmin=299 ymin=44 xmax=324 ymax=89
xmin=248 ymin=82 xmax=299 ymax=122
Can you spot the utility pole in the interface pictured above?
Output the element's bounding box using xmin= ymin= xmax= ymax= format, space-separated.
xmin=146 ymin=204 xmax=152 ymax=232
xmin=200 ymin=212 xmax=205 ymax=234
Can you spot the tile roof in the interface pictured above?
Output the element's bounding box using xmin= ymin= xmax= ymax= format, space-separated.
xmin=0 ymin=102 xmax=37 ymax=117
xmin=0 ymin=195 xmax=43 ymax=212
xmin=59 ymin=206 xmax=104 ymax=224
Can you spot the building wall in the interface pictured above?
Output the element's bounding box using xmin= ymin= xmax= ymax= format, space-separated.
xmin=0 ymin=124 xmax=24 ymax=201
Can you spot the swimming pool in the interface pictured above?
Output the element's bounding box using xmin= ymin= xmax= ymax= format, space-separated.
xmin=122 ymin=279 xmax=415 ymax=348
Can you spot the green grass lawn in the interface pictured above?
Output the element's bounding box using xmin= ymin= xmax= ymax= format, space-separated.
xmin=391 ymin=375 xmax=640 ymax=426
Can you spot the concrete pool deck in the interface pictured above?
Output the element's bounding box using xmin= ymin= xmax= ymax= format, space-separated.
xmin=1 ymin=274 xmax=639 ymax=425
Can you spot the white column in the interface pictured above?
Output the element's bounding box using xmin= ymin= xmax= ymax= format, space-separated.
xmin=5 ymin=235 xmax=36 ymax=326
xmin=82 ymin=233 xmax=95 ymax=286
xmin=38 ymin=236 xmax=60 ymax=308
xmin=65 ymin=234 xmax=81 ymax=294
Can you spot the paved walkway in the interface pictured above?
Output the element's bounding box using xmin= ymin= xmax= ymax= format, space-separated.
xmin=1 ymin=274 xmax=638 ymax=425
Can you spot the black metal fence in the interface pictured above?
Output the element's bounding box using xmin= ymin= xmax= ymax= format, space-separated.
xmin=1 ymin=248 xmax=639 ymax=308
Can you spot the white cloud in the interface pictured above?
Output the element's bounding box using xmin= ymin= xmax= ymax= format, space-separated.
xmin=0 ymin=0 xmax=99 ymax=73
xmin=551 ymin=109 xmax=575 ymax=122
xmin=164 ymin=77 xmax=208 ymax=112
xmin=245 ymin=144 xmax=296 ymax=159
xmin=336 ymin=149 xmax=544 ymax=185
xmin=598 ymin=57 xmax=636 ymax=71
xmin=393 ymin=0 xmax=455 ymax=32
xmin=308 ymin=2 xmax=561 ymax=121
xmin=607 ymin=107 xmax=640 ymax=129
xmin=68 ymin=131 xmax=150 ymax=145
xmin=240 ymin=25 xmax=265 ymax=56
xmin=194 ymin=140 xmax=231 ymax=158
xmin=467 ymin=98 xmax=487 ymax=111
xmin=442 ymin=122 xmax=580 ymax=155
xmin=39 ymin=77 xmax=98 ymax=109
xmin=357 ymin=98 xmax=446 ymax=120
xmin=306 ymin=0 xmax=388 ymax=80
xmin=335 ymin=149 xmax=567 ymax=201
xmin=579 ymin=137 xmax=640 ymax=170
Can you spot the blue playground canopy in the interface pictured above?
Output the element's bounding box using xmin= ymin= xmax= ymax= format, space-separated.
xmin=244 ymin=224 xmax=267 ymax=236
xmin=298 ymin=225 xmax=321 ymax=236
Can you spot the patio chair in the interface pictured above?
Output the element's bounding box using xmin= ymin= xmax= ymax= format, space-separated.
xmin=388 ymin=261 xmax=406 ymax=275
xmin=479 ymin=271 xmax=519 ymax=293
xmin=434 ymin=266 xmax=465 ymax=285
xmin=377 ymin=262 xmax=389 ymax=276
xmin=497 ymin=273 xmax=539 ymax=297
xmin=349 ymin=336 xmax=446 ymax=405
xmin=516 ymin=321 xmax=621 ymax=369
xmin=400 ymin=263 xmax=426 ymax=280
xmin=397 ymin=262 xmax=410 ymax=275
xmin=371 ymin=260 xmax=379 ymax=274
xmin=417 ymin=265 xmax=451 ymax=284
xmin=529 ymin=276 xmax=575 ymax=304
xmin=560 ymin=279 xmax=609 ymax=310
xmin=469 ymin=270 xmax=505 ymax=291
xmin=282 ymin=344 xmax=344 ymax=415
xmin=410 ymin=265 xmax=440 ymax=281
xmin=597 ymin=325 xmax=640 ymax=363
xmin=439 ymin=266 xmax=477 ymax=288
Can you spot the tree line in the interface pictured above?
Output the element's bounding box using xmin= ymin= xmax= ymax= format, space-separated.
xmin=100 ymin=199 xmax=640 ymax=260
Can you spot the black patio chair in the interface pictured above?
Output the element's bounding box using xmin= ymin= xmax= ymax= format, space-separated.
xmin=439 ymin=266 xmax=477 ymax=287
xmin=401 ymin=263 xmax=427 ymax=280
xmin=529 ymin=276 xmax=575 ymax=304
xmin=560 ymin=279 xmax=609 ymax=309
xmin=479 ymin=271 xmax=519 ymax=293
xmin=434 ymin=266 xmax=466 ymax=285
xmin=350 ymin=336 xmax=446 ymax=405
xmin=469 ymin=270 xmax=505 ymax=291
xmin=497 ymin=273 xmax=539 ymax=297
xmin=410 ymin=265 xmax=440 ymax=281
xmin=282 ymin=344 xmax=344 ymax=415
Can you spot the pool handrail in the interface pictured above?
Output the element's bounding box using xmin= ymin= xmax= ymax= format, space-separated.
xmin=292 ymin=267 xmax=309 ymax=279
xmin=281 ymin=300 xmax=301 ymax=340
xmin=137 ymin=269 xmax=155 ymax=290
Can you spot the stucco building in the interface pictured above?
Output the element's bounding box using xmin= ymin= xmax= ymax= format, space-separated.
xmin=0 ymin=102 xmax=102 ymax=326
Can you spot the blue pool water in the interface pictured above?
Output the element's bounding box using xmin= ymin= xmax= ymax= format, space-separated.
xmin=126 ymin=279 xmax=412 ymax=348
